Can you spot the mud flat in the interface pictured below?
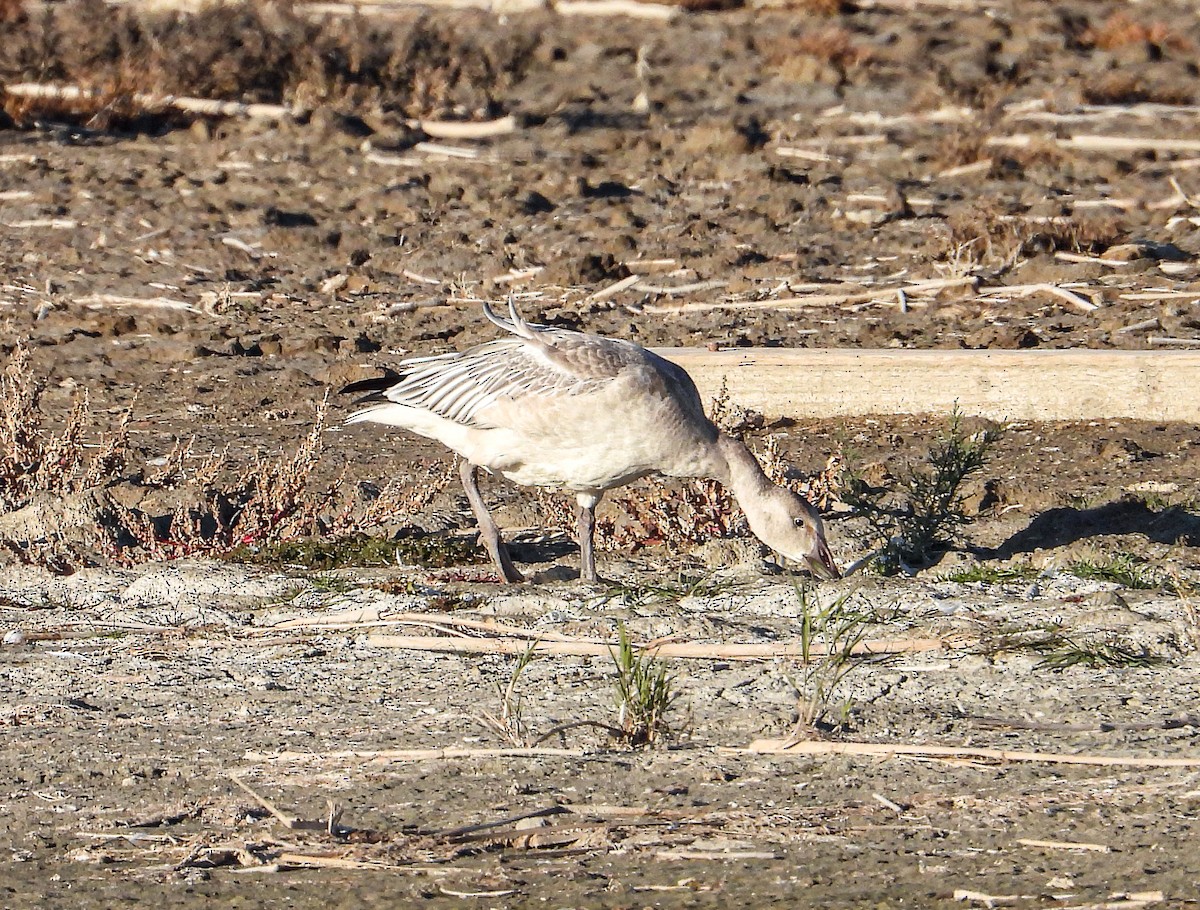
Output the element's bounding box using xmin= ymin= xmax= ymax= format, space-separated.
xmin=2 ymin=0 xmax=1200 ymax=905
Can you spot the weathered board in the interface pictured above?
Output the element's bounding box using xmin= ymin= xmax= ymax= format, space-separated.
xmin=656 ymin=348 xmax=1200 ymax=423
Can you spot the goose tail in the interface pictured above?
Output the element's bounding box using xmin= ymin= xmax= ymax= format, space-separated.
xmin=483 ymin=298 xmax=541 ymax=342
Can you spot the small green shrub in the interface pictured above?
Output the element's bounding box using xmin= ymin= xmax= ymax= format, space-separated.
xmin=840 ymin=409 xmax=1002 ymax=572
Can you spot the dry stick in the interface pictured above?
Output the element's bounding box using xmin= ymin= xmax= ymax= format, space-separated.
xmin=2 ymin=82 xmax=295 ymax=120
xmin=817 ymin=106 xmax=973 ymax=127
xmin=1016 ymin=837 xmax=1111 ymax=853
xmin=937 ymin=159 xmax=992 ymax=179
xmin=1054 ymin=251 xmax=1131 ymax=267
xmin=1148 ymin=336 xmax=1200 ymax=346
xmin=273 ymin=852 xmax=448 ymax=873
xmin=655 ymin=849 xmax=779 ymax=861
xmin=432 ymin=806 xmax=568 ymax=839
xmin=229 ymin=775 xmax=306 ymax=830
xmin=978 ymin=283 xmax=1100 ymax=313
xmin=1114 ymin=317 xmax=1161 ymax=335
xmin=491 ymin=266 xmax=544 ymax=285
xmin=634 ymin=279 xmax=728 ymax=296
xmin=412 ymin=141 xmax=480 ymax=160
xmin=269 ymin=611 xmax=607 ymax=644
xmin=75 ymin=293 xmax=202 ymax=314
xmin=622 ymin=258 xmax=677 ymax=272
xmin=587 ymin=273 xmax=644 ymax=302
xmin=440 ymin=887 xmax=517 ymax=899
xmin=4 ymin=218 xmax=77 ymax=229
xmin=1120 ymin=290 xmax=1200 ymax=300
xmin=987 ymin=133 xmax=1200 ymax=154
xmin=1073 ymin=198 xmax=1140 ymax=210
xmin=555 ymin=0 xmax=678 ymax=20
xmin=645 ymin=276 xmax=976 ymax=314
xmin=412 ymin=115 xmax=516 ymax=139
xmin=775 ymin=147 xmax=840 ymax=164
xmin=953 ymin=889 xmax=1034 ymax=904
xmin=364 ymin=633 xmax=952 ymax=660
xmin=401 ymin=269 xmax=442 ymax=285
xmin=742 ymin=739 xmax=1200 ymax=768
xmin=242 ymin=746 xmax=587 ymax=763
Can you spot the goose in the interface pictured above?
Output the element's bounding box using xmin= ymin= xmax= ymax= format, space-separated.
xmin=342 ymin=303 xmax=840 ymax=584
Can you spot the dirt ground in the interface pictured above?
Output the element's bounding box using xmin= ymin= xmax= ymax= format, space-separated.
xmin=3 ymin=0 xmax=1200 ymax=906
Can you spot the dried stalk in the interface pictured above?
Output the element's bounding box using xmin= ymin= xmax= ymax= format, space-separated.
xmin=744 ymin=738 xmax=1200 ymax=767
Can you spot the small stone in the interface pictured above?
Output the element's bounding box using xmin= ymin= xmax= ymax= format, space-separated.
xmin=3 ymin=629 xmax=26 ymax=645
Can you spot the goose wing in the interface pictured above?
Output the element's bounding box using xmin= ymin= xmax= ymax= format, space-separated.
xmin=359 ymin=303 xmax=649 ymax=428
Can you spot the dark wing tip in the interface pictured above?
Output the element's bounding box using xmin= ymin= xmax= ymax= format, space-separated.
xmin=339 ymin=370 xmax=401 ymax=398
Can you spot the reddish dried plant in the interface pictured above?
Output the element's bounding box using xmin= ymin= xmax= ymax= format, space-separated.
xmin=1081 ymin=13 xmax=1191 ymax=53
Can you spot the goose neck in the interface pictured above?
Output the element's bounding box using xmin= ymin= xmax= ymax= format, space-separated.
xmin=711 ymin=433 xmax=774 ymax=502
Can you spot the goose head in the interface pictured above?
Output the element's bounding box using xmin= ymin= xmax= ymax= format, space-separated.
xmin=746 ymin=487 xmax=841 ymax=580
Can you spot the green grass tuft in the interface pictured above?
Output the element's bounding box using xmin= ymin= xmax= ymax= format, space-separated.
xmin=939 ymin=564 xmax=1040 ymax=584
xmin=1066 ymin=552 xmax=1163 ymax=591
xmin=1038 ymin=635 xmax=1161 ymax=670
xmin=611 ymin=624 xmax=678 ymax=746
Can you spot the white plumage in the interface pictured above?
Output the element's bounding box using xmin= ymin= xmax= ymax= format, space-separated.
xmin=345 ymin=302 xmax=839 ymax=583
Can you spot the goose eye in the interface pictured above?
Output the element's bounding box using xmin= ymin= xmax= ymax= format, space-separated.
xmin=793 ymin=517 xmax=806 ymax=527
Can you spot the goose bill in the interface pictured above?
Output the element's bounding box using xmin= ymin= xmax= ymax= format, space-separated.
xmin=806 ymin=538 xmax=841 ymax=580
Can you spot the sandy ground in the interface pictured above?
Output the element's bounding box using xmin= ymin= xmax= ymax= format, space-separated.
xmin=3 ymin=0 xmax=1200 ymax=906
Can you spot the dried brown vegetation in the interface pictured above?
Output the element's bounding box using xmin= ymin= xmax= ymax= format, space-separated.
xmin=1081 ymin=72 xmax=1194 ymax=107
xmin=946 ymin=202 xmax=1125 ymax=270
xmin=758 ymin=26 xmax=873 ymax=81
xmin=0 ymin=0 xmax=538 ymax=127
xmin=0 ymin=347 xmax=128 ymax=516
xmin=0 ymin=351 xmax=452 ymax=572
xmin=1080 ymin=12 xmax=1191 ymax=54
xmin=931 ymin=126 xmax=996 ymax=172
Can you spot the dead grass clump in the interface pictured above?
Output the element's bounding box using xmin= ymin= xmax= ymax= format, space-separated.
xmin=1081 ymin=72 xmax=1194 ymax=107
xmin=0 ymin=0 xmax=539 ymax=129
xmin=1080 ymin=12 xmax=1191 ymax=54
xmin=0 ymin=347 xmax=129 ymax=514
xmin=1021 ymin=213 xmax=1125 ymax=257
xmin=758 ymin=27 xmax=873 ymax=83
xmin=946 ymin=202 xmax=1124 ymax=269
xmin=932 ymin=128 xmax=991 ymax=170
xmin=944 ymin=201 xmax=1023 ymax=269
xmin=128 ymin=407 xmax=333 ymax=561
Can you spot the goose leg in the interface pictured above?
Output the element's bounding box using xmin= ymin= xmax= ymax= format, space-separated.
xmin=576 ymin=493 xmax=600 ymax=583
xmin=459 ymin=461 xmax=523 ymax=583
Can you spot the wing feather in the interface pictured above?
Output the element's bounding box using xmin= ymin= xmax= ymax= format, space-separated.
xmin=376 ymin=331 xmax=638 ymax=428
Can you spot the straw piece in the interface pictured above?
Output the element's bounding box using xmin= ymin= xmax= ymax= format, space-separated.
xmin=743 ymin=739 xmax=1200 ymax=767
xmin=1016 ymin=837 xmax=1110 ymax=853
xmin=75 ymin=293 xmax=202 ymax=314
xmin=364 ymin=633 xmax=953 ymax=660
xmin=587 ymin=274 xmax=644 ymax=302
xmin=555 ymin=0 xmax=678 ymax=20
xmin=242 ymin=746 xmax=586 ymax=762
xmin=2 ymin=81 xmax=295 ymax=120
xmin=978 ymin=283 xmax=1100 ymax=313
xmin=414 ymin=115 xmax=517 ymax=139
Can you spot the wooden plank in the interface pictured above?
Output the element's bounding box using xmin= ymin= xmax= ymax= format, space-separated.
xmin=654 ymin=348 xmax=1200 ymax=422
